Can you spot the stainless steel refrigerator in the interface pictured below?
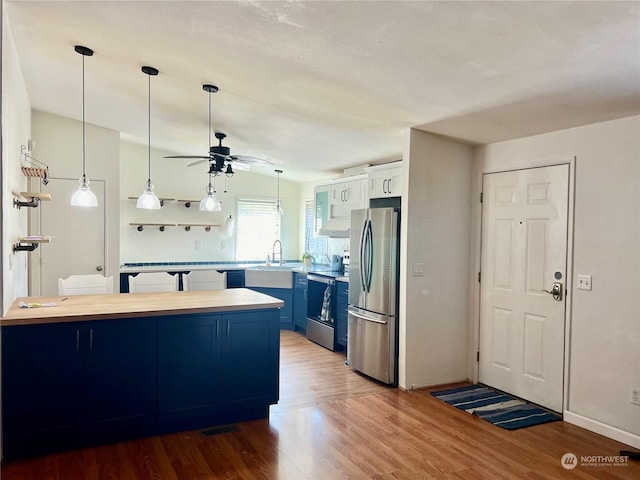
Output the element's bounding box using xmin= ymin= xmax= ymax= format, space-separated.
xmin=348 ymin=207 xmax=399 ymax=385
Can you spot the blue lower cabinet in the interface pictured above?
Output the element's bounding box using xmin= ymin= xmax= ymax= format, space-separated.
xmin=157 ymin=309 xmax=279 ymax=432
xmin=2 ymin=318 xmax=156 ymax=459
xmin=293 ymin=273 xmax=308 ymax=332
xmin=223 ymin=310 xmax=279 ymax=408
xmin=336 ymin=281 xmax=349 ymax=347
xmin=249 ymin=287 xmax=293 ymax=330
xmin=158 ymin=314 xmax=223 ymax=428
xmin=2 ymin=308 xmax=279 ymax=459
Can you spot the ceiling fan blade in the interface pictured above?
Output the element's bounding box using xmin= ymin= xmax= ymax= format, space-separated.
xmin=230 ymin=155 xmax=274 ymax=166
xmin=229 ymin=162 xmax=251 ymax=171
xmin=164 ymin=155 xmax=211 ymax=160
xmin=186 ymin=159 xmax=210 ymax=167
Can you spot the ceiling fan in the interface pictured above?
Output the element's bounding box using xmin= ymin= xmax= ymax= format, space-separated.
xmin=165 ymin=84 xmax=273 ymax=176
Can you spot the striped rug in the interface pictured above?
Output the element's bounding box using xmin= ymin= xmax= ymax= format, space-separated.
xmin=431 ymin=384 xmax=561 ymax=430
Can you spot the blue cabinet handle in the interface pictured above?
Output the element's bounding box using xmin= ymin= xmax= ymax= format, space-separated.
xmin=76 ymin=330 xmax=80 ymax=352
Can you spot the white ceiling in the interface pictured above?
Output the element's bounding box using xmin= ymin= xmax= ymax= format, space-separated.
xmin=5 ymin=1 xmax=639 ymax=182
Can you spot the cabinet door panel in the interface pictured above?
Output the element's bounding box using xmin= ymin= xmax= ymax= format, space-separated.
xmin=2 ymin=323 xmax=83 ymax=456
xmin=84 ymin=318 xmax=156 ymax=433
xmin=293 ymin=273 xmax=308 ymax=331
xmin=222 ymin=310 xmax=279 ymax=408
xmin=336 ymin=282 xmax=349 ymax=347
xmin=158 ymin=314 xmax=222 ymax=422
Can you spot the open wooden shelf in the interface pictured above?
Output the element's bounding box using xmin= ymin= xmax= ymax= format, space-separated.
xmin=20 ymin=192 xmax=52 ymax=201
xmin=14 ymin=235 xmax=51 ymax=253
xmin=13 ymin=192 xmax=52 ymax=209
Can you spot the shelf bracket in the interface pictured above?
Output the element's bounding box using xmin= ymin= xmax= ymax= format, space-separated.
xmin=13 ymin=197 xmax=40 ymax=209
xmin=13 ymin=243 xmax=39 ymax=252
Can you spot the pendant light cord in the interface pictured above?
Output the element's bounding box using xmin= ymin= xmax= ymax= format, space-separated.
xmin=82 ymin=52 xmax=86 ymax=182
xmin=208 ymin=89 xmax=212 ymax=153
xmin=147 ymin=72 xmax=151 ymax=184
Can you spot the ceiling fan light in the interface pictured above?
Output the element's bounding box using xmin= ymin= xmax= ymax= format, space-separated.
xmin=200 ymin=193 xmax=222 ymax=212
xmin=225 ymin=164 xmax=234 ymax=177
xmin=137 ymin=180 xmax=161 ymax=209
xmin=70 ymin=176 xmax=98 ymax=207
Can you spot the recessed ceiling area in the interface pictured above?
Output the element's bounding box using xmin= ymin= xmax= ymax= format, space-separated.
xmin=5 ymin=1 xmax=639 ymax=181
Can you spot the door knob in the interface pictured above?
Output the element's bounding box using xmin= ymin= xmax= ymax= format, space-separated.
xmin=543 ymin=282 xmax=563 ymax=301
xmin=96 ymin=265 xmax=103 ymax=272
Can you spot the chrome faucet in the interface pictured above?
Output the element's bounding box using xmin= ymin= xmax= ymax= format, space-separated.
xmin=272 ymin=240 xmax=284 ymax=266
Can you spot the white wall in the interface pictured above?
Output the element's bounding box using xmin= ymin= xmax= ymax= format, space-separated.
xmin=120 ymin=140 xmax=300 ymax=264
xmin=1 ymin=5 xmax=31 ymax=313
xmin=29 ymin=111 xmax=120 ymax=295
xmin=400 ymin=129 xmax=473 ymax=389
xmin=471 ymin=115 xmax=640 ymax=447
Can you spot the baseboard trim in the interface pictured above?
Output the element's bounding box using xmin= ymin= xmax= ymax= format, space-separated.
xmin=564 ymin=411 xmax=640 ymax=449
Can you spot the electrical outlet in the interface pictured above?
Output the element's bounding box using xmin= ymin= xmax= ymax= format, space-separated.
xmin=631 ymin=387 xmax=640 ymax=406
xmin=577 ymin=274 xmax=592 ymax=291
xmin=412 ymin=263 xmax=424 ymax=276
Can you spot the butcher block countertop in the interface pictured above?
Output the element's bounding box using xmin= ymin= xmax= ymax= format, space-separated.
xmin=1 ymin=288 xmax=284 ymax=326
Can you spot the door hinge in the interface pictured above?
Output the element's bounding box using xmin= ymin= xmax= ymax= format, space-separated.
xmin=480 ymin=191 xmax=483 ymax=203
xmin=476 ymin=351 xmax=480 ymax=362
xmin=478 ymin=271 xmax=481 ymax=283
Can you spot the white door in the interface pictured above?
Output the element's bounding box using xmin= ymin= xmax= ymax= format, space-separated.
xmin=479 ymin=164 xmax=569 ymax=412
xmin=39 ymin=177 xmax=106 ymax=296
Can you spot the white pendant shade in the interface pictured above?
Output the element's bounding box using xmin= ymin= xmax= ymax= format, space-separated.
xmin=70 ymin=176 xmax=98 ymax=207
xmin=136 ymin=180 xmax=161 ymax=209
xmin=221 ymin=215 xmax=235 ymax=237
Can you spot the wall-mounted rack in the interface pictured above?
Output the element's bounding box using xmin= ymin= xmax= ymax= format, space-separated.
xmin=13 ymin=235 xmax=50 ymax=253
xmin=13 ymin=192 xmax=52 ymax=209
xmin=127 ymin=197 xmax=175 ymax=207
xmin=177 ymin=199 xmax=200 ymax=208
xmin=20 ymin=144 xmax=50 ymax=185
xmin=129 ymin=223 xmax=176 ymax=232
xmin=177 ymin=223 xmax=221 ymax=232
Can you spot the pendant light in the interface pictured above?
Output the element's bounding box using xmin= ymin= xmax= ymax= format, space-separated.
xmin=136 ymin=66 xmax=161 ymax=209
xmin=199 ymin=173 xmax=222 ymax=211
xmin=70 ymin=45 xmax=98 ymax=207
xmin=275 ymin=169 xmax=284 ymax=216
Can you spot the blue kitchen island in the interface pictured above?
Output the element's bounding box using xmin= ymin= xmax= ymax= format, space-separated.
xmin=1 ymin=289 xmax=282 ymax=460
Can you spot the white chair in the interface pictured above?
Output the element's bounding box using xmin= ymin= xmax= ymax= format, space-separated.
xmin=58 ymin=274 xmax=114 ymax=296
xmin=128 ymin=272 xmax=179 ymax=293
xmin=183 ymin=270 xmax=227 ymax=291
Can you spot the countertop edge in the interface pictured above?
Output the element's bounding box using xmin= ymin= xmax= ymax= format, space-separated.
xmin=2 ymin=289 xmax=284 ymax=327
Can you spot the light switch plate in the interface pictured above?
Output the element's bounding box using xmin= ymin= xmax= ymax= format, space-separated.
xmin=577 ymin=274 xmax=592 ymax=291
xmin=412 ymin=263 xmax=424 ymax=276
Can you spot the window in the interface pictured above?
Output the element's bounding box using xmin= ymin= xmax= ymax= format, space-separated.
xmin=236 ymin=198 xmax=280 ymax=261
xmin=304 ymin=199 xmax=327 ymax=259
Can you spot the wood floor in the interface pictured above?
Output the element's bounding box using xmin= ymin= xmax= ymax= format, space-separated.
xmin=2 ymin=330 xmax=639 ymax=479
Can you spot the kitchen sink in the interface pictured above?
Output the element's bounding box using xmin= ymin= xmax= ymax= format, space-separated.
xmin=245 ymin=266 xmax=295 ymax=288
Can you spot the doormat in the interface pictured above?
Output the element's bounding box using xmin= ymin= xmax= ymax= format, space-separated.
xmin=431 ymin=384 xmax=561 ymax=430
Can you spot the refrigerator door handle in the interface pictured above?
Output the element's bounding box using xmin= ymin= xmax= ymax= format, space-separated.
xmin=358 ymin=219 xmax=368 ymax=292
xmin=365 ymin=219 xmax=373 ymax=292
xmin=348 ymin=309 xmax=387 ymax=324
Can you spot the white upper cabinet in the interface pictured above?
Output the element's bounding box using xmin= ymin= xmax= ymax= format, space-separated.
xmin=367 ymin=162 xmax=403 ymax=199
xmin=330 ymin=177 xmax=367 ymax=208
